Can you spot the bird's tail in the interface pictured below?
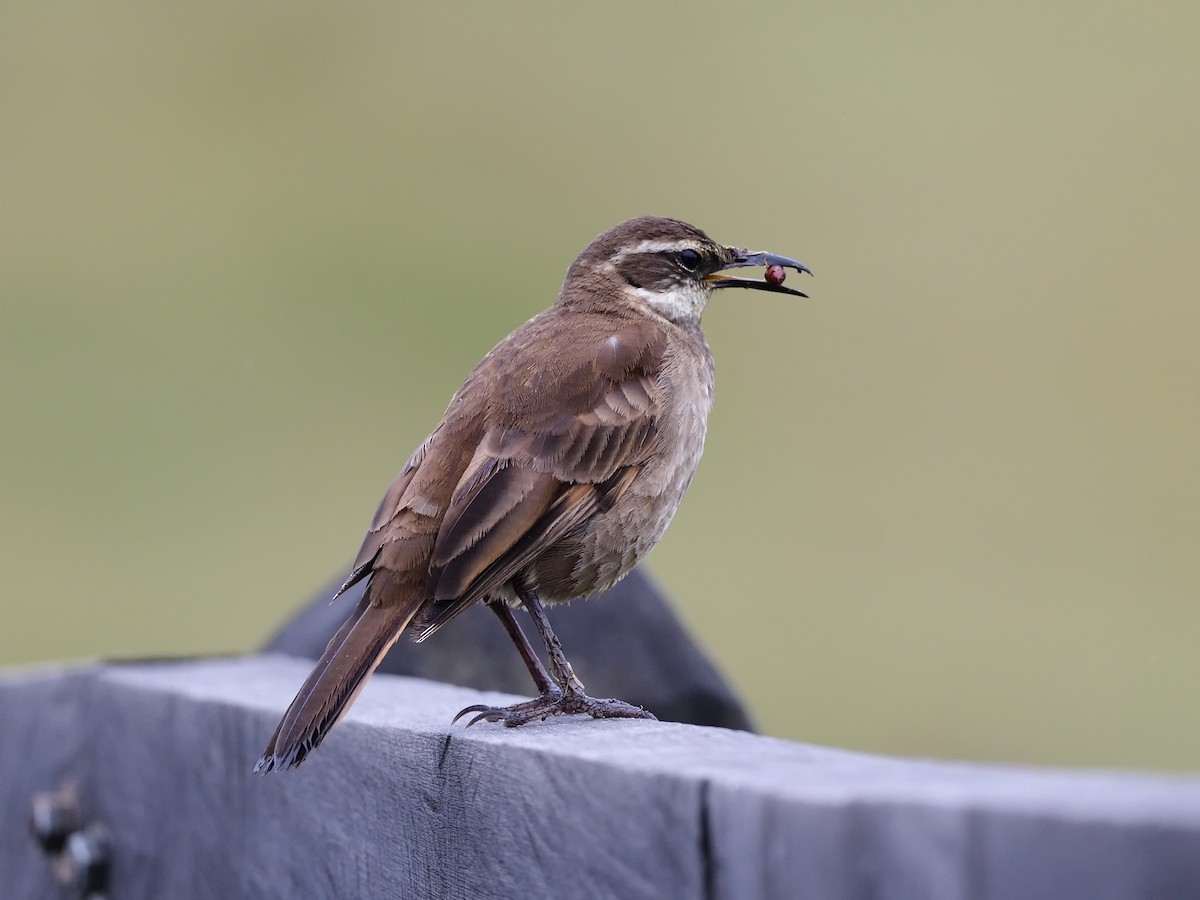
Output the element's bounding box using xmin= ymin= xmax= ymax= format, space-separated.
xmin=256 ymin=587 xmax=421 ymax=772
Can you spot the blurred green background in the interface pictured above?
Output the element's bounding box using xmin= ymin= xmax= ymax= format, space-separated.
xmin=3 ymin=3 xmax=1197 ymax=772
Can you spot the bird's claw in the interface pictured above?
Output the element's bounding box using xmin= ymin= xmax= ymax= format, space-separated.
xmin=450 ymin=703 xmax=533 ymax=728
xmin=450 ymin=704 xmax=496 ymax=727
xmin=452 ymin=691 xmax=563 ymax=727
xmin=452 ymin=689 xmax=656 ymax=729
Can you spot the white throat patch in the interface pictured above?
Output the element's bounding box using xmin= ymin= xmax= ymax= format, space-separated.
xmin=626 ymin=282 xmax=710 ymax=325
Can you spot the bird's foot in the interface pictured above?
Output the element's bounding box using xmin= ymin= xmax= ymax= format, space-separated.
xmin=452 ymin=687 xmax=656 ymax=728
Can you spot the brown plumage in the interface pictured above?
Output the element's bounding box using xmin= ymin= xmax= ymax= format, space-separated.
xmin=257 ymin=216 xmax=810 ymax=771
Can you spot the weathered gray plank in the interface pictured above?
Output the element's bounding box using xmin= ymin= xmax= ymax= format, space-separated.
xmin=3 ymin=656 xmax=1199 ymax=900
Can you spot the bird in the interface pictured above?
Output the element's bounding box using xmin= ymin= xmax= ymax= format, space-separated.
xmin=256 ymin=216 xmax=810 ymax=772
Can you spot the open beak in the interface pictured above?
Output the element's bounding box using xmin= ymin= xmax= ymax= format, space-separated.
xmin=705 ymin=248 xmax=813 ymax=298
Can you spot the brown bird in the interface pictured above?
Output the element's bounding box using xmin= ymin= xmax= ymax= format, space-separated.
xmin=256 ymin=216 xmax=810 ymax=771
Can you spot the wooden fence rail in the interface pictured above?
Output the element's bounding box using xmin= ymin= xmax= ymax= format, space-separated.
xmin=3 ymin=655 xmax=1199 ymax=899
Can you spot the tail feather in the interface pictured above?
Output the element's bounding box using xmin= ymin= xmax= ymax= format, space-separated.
xmin=256 ymin=590 xmax=420 ymax=772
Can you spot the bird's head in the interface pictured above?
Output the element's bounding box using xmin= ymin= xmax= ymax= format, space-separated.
xmin=562 ymin=216 xmax=811 ymax=325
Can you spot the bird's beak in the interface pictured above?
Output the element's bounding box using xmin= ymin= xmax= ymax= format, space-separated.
xmin=705 ymin=248 xmax=813 ymax=298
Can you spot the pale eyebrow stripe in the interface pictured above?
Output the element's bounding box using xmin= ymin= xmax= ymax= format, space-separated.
xmin=612 ymin=239 xmax=700 ymax=263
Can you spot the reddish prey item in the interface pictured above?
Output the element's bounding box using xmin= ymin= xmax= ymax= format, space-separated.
xmin=764 ymin=264 xmax=786 ymax=286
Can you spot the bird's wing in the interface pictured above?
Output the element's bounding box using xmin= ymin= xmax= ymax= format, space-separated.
xmin=330 ymin=425 xmax=445 ymax=603
xmin=412 ymin=315 xmax=669 ymax=638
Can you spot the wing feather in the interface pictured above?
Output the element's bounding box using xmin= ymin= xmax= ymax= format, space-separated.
xmin=410 ymin=318 xmax=668 ymax=637
xmin=414 ymin=467 xmax=639 ymax=640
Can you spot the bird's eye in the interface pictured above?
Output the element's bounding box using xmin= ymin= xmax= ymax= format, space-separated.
xmin=678 ymin=249 xmax=702 ymax=272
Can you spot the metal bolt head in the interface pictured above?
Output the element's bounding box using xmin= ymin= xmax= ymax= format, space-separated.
xmin=30 ymin=788 xmax=80 ymax=855
xmin=65 ymin=824 xmax=111 ymax=895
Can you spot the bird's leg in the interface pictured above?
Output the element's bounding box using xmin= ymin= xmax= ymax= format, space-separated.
xmin=485 ymin=599 xmax=557 ymax=696
xmin=515 ymin=581 xmax=585 ymax=693
xmin=453 ymin=580 xmax=656 ymax=728
xmin=451 ymin=599 xmax=566 ymax=727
